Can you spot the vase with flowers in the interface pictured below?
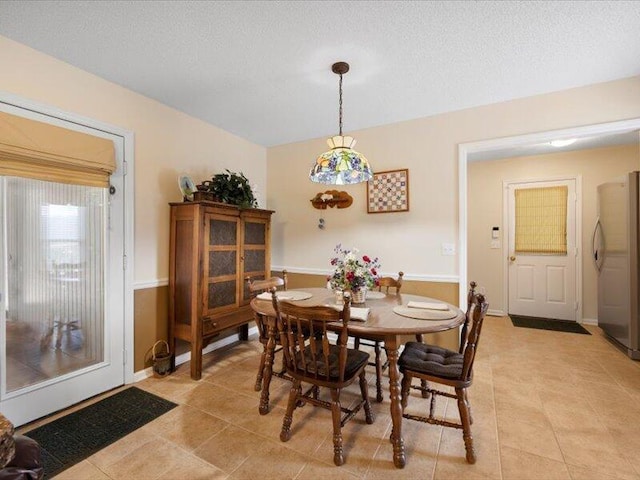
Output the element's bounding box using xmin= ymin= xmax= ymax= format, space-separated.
xmin=328 ymin=244 xmax=381 ymax=304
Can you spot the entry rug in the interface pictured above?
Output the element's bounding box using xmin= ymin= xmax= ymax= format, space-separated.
xmin=510 ymin=315 xmax=591 ymax=335
xmin=25 ymin=386 xmax=177 ymax=479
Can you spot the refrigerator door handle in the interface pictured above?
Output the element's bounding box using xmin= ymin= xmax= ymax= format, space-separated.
xmin=592 ymin=216 xmax=604 ymax=273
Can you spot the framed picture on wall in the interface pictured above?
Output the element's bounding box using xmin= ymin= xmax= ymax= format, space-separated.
xmin=367 ymin=168 xmax=409 ymax=213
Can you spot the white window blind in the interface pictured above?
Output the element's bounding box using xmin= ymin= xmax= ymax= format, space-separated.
xmin=0 ymin=111 xmax=115 ymax=187
xmin=4 ymin=176 xmax=106 ymax=392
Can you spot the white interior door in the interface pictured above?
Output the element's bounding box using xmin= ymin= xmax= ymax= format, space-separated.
xmin=507 ymin=179 xmax=577 ymax=321
xmin=0 ymin=106 xmax=126 ymax=427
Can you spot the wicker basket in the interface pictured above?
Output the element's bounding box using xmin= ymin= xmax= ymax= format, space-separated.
xmin=193 ymin=191 xmax=218 ymax=202
xmin=152 ymin=340 xmax=172 ymax=378
xmin=351 ymin=289 xmax=367 ymax=304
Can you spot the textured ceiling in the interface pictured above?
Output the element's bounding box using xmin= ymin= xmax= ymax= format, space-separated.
xmin=1 ymin=0 xmax=640 ymax=147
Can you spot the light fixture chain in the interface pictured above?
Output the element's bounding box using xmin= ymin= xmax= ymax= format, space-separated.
xmin=338 ymin=73 xmax=343 ymax=136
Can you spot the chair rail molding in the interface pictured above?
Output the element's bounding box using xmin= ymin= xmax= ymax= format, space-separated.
xmin=134 ymin=278 xmax=169 ymax=290
xmin=272 ymin=265 xmax=458 ymax=284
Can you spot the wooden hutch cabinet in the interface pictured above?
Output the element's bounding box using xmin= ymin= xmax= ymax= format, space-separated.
xmin=168 ymin=200 xmax=274 ymax=379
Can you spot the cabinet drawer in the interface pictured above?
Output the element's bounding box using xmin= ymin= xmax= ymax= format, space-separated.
xmin=202 ymin=317 xmax=219 ymax=336
xmin=202 ymin=313 xmax=250 ymax=336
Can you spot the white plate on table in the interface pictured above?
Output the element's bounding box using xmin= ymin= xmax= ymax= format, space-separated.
xmin=256 ymin=290 xmax=313 ymax=301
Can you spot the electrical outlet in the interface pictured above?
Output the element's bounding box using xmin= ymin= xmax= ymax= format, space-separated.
xmin=441 ymin=243 xmax=456 ymax=256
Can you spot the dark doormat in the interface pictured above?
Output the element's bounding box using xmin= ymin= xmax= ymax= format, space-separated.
xmin=24 ymin=386 xmax=177 ymax=479
xmin=510 ymin=315 xmax=591 ymax=335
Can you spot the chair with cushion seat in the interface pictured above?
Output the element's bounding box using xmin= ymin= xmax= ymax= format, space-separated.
xmin=247 ymin=271 xmax=289 ymax=392
xmin=272 ymin=289 xmax=375 ymax=466
xmin=398 ymin=287 xmax=488 ymax=464
xmin=353 ymin=271 xmax=403 ymax=402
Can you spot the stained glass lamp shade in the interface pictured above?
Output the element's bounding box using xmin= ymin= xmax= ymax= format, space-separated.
xmin=309 ymin=61 xmax=372 ymax=185
xmin=310 ymin=135 xmax=372 ymax=185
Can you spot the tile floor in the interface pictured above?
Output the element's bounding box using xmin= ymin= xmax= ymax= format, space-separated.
xmin=22 ymin=316 xmax=640 ymax=479
xmin=6 ymin=318 xmax=93 ymax=392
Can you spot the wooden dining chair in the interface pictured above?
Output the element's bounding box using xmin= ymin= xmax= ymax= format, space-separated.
xmin=247 ymin=270 xmax=288 ymax=391
xmin=413 ymin=281 xmax=478 ymax=399
xmin=353 ymin=271 xmax=403 ymax=402
xmin=398 ymin=288 xmax=488 ymax=464
xmin=377 ymin=271 xmax=404 ymax=294
xmin=272 ymin=289 xmax=375 ymax=466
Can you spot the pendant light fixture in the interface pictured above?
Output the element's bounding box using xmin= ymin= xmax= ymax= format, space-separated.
xmin=309 ymin=62 xmax=373 ymax=185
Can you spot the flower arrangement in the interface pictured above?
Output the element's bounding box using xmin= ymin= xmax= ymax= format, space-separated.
xmin=328 ymin=244 xmax=381 ymax=292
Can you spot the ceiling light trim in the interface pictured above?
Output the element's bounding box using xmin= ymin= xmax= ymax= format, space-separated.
xmin=550 ymin=138 xmax=578 ymax=147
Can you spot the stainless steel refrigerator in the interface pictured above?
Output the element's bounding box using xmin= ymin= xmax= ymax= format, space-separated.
xmin=593 ymin=171 xmax=640 ymax=359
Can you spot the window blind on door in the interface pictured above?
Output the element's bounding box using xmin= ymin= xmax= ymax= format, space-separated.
xmin=0 ymin=111 xmax=115 ymax=187
xmin=5 ymin=176 xmax=105 ymax=392
xmin=515 ymin=185 xmax=568 ymax=254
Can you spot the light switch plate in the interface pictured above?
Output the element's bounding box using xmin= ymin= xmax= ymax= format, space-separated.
xmin=490 ymin=239 xmax=501 ymax=249
xmin=441 ymin=243 xmax=456 ymax=255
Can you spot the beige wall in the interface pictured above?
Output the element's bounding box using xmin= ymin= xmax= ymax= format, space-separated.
xmin=0 ymin=35 xmax=267 ymax=285
xmin=267 ymin=77 xmax=640 ymax=304
xmin=0 ymin=36 xmax=267 ymax=370
xmin=134 ymin=286 xmax=168 ymax=371
xmin=3 ymin=32 xmax=640 ymax=371
xmin=468 ymin=145 xmax=639 ymax=320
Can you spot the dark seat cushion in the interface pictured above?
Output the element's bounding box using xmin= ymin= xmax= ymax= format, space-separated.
xmin=297 ymin=345 xmax=369 ymax=380
xmin=399 ymin=341 xmax=463 ymax=379
xmin=0 ymin=435 xmax=43 ymax=480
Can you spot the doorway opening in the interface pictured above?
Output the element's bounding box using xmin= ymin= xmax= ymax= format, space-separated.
xmin=458 ymin=118 xmax=640 ymax=321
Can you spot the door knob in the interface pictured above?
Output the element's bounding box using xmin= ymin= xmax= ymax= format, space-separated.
xmin=509 ymin=256 xmax=516 ymax=262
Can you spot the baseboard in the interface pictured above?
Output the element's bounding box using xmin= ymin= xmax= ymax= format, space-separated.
xmin=487 ymin=309 xmax=505 ymax=317
xmin=581 ymin=318 xmax=598 ymax=326
xmin=132 ymin=325 xmax=259 ymax=382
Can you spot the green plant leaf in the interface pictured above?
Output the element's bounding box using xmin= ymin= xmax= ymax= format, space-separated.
xmin=206 ymin=170 xmax=257 ymax=208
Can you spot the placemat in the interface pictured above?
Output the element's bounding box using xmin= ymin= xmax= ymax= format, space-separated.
xmin=393 ymin=305 xmax=458 ymax=320
xmin=366 ymin=291 xmax=386 ymax=299
xmin=256 ymin=290 xmax=313 ymax=301
xmin=407 ymin=300 xmax=448 ymax=310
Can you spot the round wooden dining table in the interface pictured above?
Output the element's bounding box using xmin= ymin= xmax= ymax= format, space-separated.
xmin=250 ymin=287 xmax=465 ymax=469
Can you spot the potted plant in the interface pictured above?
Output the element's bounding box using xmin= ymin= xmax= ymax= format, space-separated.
xmin=197 ymin=170 xmax=258 ymax=208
